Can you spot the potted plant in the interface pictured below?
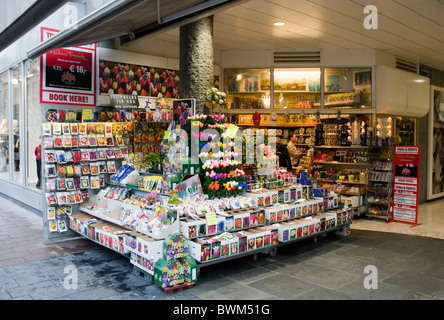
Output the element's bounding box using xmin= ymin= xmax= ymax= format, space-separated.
xmin=144 ymin=153 xmax=166 ymax=173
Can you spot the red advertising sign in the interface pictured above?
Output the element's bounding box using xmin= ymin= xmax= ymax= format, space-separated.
xmin=40 ymin=27 xmax=97 ymax=106
xmin=392 ymin=145 xmax=421 ymax=227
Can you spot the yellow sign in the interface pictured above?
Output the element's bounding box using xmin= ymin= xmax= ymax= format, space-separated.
xmin=82 ymin=109 xmax=93 ymax=121
xmin=225 ymin=123 xmax=240 ymax=139
xmin=205 ymin=212 xmax=217 ymax=226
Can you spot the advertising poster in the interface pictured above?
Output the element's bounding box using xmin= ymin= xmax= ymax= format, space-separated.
xmin=40 ymin=27 xmax=97 ymax=106
xmin=392 ymin=145 xmax=421 ymax=226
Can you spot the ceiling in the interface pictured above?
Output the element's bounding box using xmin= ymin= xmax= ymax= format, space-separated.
xmin=117 ymin=0 xmax=444 ymax=71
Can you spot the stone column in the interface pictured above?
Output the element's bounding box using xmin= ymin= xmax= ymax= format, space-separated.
xmin=180 ymin=15 xmax=214 ymax=115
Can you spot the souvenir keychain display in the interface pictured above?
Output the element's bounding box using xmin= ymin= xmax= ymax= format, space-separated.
xmin=132 ymin=109 xmax=168 ymax=156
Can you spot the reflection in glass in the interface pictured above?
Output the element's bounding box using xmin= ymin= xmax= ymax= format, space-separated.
xmin=324 ymin=67 xmax=372 ymax=109
xmin=11 ymin=64 xmax=22 ymax=184
xmin=273 ymin=68 xmax=321 ymax=109
xmin=224 ymin=69 xmax=270 ymax=109
xmin=26 ymin=58 xmax=42 ymax=189
xmin=0 ymin=71 xmax=8 ymax=180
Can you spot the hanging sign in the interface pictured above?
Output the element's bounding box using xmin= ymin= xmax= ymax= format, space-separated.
xmin=40 ymin=27 xmax=97 ymax=106
xmin=109 ymin=94 xmax=139 ymax=108
xmin=392 ymin=145 xmax=421 ymax=227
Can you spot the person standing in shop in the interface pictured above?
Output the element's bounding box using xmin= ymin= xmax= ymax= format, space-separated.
xmin=35 ymin=141 xmax=42 ymax=188
xmin=287 ymin=132 xmax=302 ymax=170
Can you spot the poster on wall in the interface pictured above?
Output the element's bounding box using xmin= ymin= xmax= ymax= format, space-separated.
xmin=392 ymin=145 xmax=421 ymax=226
xmin=98 ymin=60 xmax=179 ymax=98
xmin=40 ymin=27 xmax=97 ymax=106
xmin=428 ymin=86 xmax=444 ymax=200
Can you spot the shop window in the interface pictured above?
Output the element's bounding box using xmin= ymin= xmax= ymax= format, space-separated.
xmin=324 ymin=67 xmax=372 ymax=109
xmin=11 ymin=63 xmax=22 ymax=184
xmin=0 ymin=70 xmax=8 ymax=180
xmin=224 ymin=69 xmax=271 ymax=109
xmin=273 ymin=68 xmax=321 ymax=109
xmin=25 ymin=58 xmax=42 ymax=189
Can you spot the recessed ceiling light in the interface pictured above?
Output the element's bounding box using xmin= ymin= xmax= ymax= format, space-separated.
xmin=273 ymin=21 xmax=286 ymax=26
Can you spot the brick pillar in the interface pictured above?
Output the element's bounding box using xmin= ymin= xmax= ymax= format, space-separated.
xmin=180 ymin=15 xmax=214 ymax=115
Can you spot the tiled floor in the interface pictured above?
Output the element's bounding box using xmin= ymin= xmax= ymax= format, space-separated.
xmin=1 ymin=192 xmax=444 ymax=300
xmin=353 ymin=198 xmax=444 ymax=240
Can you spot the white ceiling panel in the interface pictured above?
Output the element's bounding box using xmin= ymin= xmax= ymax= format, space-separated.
xmin=131 ymin=0 xmax=444 ymax=71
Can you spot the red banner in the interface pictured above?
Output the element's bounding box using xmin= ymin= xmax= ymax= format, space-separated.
xmin=392 ymin=145 xmax=420 ymax=226
xmin=40 ymin=27 xmax=96 ymax=106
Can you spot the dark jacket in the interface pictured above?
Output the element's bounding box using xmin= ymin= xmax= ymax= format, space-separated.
xmin=277 ymin=143 xmax=292 ymax=171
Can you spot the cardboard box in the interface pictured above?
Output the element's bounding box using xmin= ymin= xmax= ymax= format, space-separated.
xmin=136 ymin=235 xmax=163 ymax=260
xmin=212 ymin=235 xmax=230 ymax=257
xmin=178 ymin=256 xmax=199 ymax=284
xmin=189 ymin=238 xmax=213 ymax=262
xmin=163 ymin=233 xmax=190 ymax=260
xmin=154 ymin=258 xmax=184 ymax=288
xmin=263 ymin=205 xmax=279 ymax=223
xmin=262 ymin=226 xmax=279 ymax=245
xmin=180 ymin=218 xmax=207 ymax=239
xmin=235 ymin=231 xmax=248 ymax=253
xmin=228 ymin=210 xmax=250 ymax=230
xmin=219 ymin=232 xmax=239 ymax=255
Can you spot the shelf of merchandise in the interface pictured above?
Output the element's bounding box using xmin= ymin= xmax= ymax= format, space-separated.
xmin=198 ymin=210 xmax=350 ymax=266
xmin=313 ymin=145 xmax=368 ymax=149
xmin=366 ymin=146 xmax=394 ymax=221
xmin=313 ymin=161 xmax=369 ymax=166
xmin=316 ymin=179 xmax=367 ymax=186
xmin=272 ymin=221 xmax=351 ymax=253
xmin=315 ymin=178 xmax=367 ymax=217
xmin=197 ymin=244 xmax=280 ymax=267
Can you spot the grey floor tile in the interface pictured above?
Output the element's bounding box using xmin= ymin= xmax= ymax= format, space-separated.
xmin=392 ymin=250 xmax=444 ymax=274
xmin=339 ymin=278 xmax=412 ymax=300
xmin=290 ymin=265 xmax=361 ymax=291
xmin=7 ymin=280 xmax=57 ymax=299
xmin=246 ymin=274 xmax=314 ymax=299
xmin=383 ymin=271 xmax=444 ymax=297
xmin=0 ymin=290 xmax=12 ymax=300
xmin=0 ymin=277 xmax=19 ymax=291
xmin=400 ymin=291 xmax=441 ymax=300
xmin=292 ymin=286 xmax=353 ymax=300
xmin=65 ymin=286 xmax=120 ymax=300
xmin=194 ymin=282 xmax=281 ymax=300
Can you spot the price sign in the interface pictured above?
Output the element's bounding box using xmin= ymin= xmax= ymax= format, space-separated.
xmin=225 ymin=124 xmax=240 ymax=139
xmin=40 ymin=27 xmax=97 ymax=106
xmin=205 ymin=212 xmax=217 ymax=226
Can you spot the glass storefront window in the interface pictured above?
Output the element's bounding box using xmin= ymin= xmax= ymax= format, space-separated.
xmin=273 ymin=68 xmax=321 ymax=109
xmin=224 ymin=68 xmax=271 ymax=109
xmin=0 ymin=70 xmax=8 ymax=180
xmin=25 ymin=58 xmax=41 ymax=189
xmin=324 ymin=67 xmax=372 ymax=109
xmin=11 ymin=63 xmax=22 ymax=184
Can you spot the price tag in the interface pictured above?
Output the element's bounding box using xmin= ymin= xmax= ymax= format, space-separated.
xmin=164 ymin=130 xmax=170 ymax=140
xmin=205 ymin=212 xmax=217 ymax=226
xmin=225 ymin=124 xmax=239 ymax=139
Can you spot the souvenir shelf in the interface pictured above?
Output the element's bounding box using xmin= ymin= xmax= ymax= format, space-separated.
xmin=313 ymin=145 xmax=370 ymax=216
xmin=366 ymin=145 xmax=394 ymax=221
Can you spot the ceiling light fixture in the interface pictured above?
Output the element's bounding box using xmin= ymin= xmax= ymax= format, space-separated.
xmin=273 ymin=21 xmax=286 ymax=26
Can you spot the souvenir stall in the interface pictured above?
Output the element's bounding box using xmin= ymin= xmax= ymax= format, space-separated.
xmin=41 ymin=85 xmax=352 ymax=293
